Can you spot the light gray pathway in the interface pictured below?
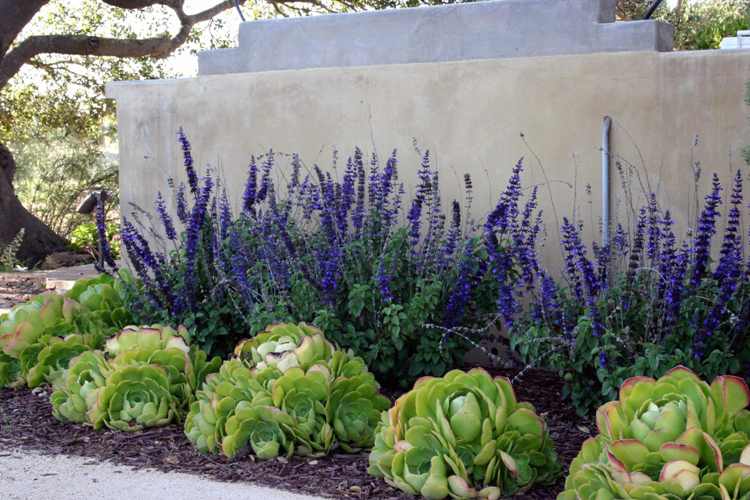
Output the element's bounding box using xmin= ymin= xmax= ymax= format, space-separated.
xmin=0 ymin=448 xmax=323 ymax=500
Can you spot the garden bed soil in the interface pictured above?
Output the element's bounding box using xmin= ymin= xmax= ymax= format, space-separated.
xmin=0 ymin=368 xmax=590 ymax=499
xmin=0 ymin=273 xmax=45 ymax=309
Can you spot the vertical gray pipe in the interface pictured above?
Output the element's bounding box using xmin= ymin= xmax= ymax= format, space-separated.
xmin=602 ymin=116 xmax=612 ymax=247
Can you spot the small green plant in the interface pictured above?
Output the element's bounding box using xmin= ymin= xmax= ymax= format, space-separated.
xmin=0 ymin=228 xmax=24 ymax=271
xmin=70 ymin=221 xmax=120 ymax=259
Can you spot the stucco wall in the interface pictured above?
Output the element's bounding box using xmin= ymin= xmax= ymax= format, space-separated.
xmin=107 ymin=49 xmax=750 ymax=272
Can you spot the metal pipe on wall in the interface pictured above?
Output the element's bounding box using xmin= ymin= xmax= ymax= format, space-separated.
xmin=601 ymin=116 xmax=612 ymax=248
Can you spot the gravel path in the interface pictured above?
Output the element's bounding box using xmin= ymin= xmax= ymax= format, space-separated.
xmin=0 ymin=448 xmax=323 ymax=500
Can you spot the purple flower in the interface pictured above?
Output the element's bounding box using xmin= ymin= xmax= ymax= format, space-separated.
xmin=613 ymin=224 xmax=628 ymax=256
xmin=624 ymin=207 xmax=647 ymax=312
xmin=376 ymin=257 xmax=393 ymax=303
xmin=256 ymin=151 xmax=274 ymax=203
xmin=538 ymin=271 xmax=563 ymax=333
xmin=561 ymin=218 xmax=602 ymax=336
xmin=95 ymin=194 xmax=117 ymax=271
xmin=219 ymin=187 xmax=232 ymax=242
xmin=657 ymin=210 xmax=676 ymax=297
xmin=663 ymin=241 xmax=690 ymax=332
xmin=184 ymin=172 xmax=214 ymax=306
xmin=228 ymin=226 xmax=253 ymax=306
xmin=353 ymin=148 xmax=366 ymax=235
xmin=691 ymin=174 xmax=722 ymax=287
xmin=178 ymin=128 xmax=199 ymax=196
xmin=646 ymin=193 xmax=661 ymax=263
xmin=176 ymin=182 xmax=188 ymax=224
xmin=242 ymin=156 xmax=258 ymax=216
xmin=443 ymin=239 xmax=476 ymax=327
xmin=442 ymin=200 xmax=462 ymax=261
xmin=155 ymin=192 xmax=177 ymax=241
xmin=560 ymin=218 xmax=583 ymax=301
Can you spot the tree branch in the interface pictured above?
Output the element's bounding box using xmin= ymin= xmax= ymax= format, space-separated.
xmin=0 ymin=0 xmax=239 ymax=91
xmin=0 ymin=0 xmax=50 ymax=57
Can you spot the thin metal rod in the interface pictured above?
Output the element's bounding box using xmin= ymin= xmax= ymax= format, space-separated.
xmin=601 ymin=116 xmax=612 ymax=248
xmin=643 ymin=0 xmax=665 ymax=19
xmin=234 ymin=0 xmax=246 ymax=21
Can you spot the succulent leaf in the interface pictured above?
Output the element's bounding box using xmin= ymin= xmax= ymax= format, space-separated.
xmin=560 ymin=366 xmax=750 ymax=500
xmin=369 ymin=368 xmax=559 ymax=499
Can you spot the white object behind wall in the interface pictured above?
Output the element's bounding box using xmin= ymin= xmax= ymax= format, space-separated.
xmin=720 ymin=30 xmax=750 ymax=50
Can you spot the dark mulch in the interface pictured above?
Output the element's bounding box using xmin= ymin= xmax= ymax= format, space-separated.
xmin=0 ymin=368 xmax=591 ymax=499
xmin=0 ymin=273 xmax=46 ymax=309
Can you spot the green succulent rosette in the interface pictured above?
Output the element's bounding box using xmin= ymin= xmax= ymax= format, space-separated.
xmin=89 ymin=364 xmax=177 ymax=431
xmin=234 ymin=322 xmax=335 ymax=373
xmin=223 ymin=404 xmax=294 ymax=459
xmin=49 ymin=323 xmax=217 ymax=432
xmin=186 ymin=323 xmax=389 ymax=460
xmin=184 ymin=359 xmax=268 ymax=453
xmin=65 ymin=274 xmax=132 ymax=328
xmin=329 ymin=351 xmax=391 ymax=452
xmin=106 ymin=325 xmax=221 ymax=414
xmin=559 ymin=366 xmax=750 ymax=500
xmin=368 ymin=368 xmax=560 ymax=500
xmin=25 ymin=335 xmax=90 ymax=388
xmin=50 ymin=350 xmax=110 ymax=423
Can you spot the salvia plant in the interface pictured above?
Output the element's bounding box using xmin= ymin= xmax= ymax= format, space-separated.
xmin=560 ymin=366 xmax=750 ymax=499
xmin=117 ymin=130 xmax=537 ymax=386
xmin=51 ymin=324 xmax=220 ymax=431
xmin=0 ymin=274 xmax=133 ymax=389
xmin=511 ymin=169 xmax=750 ymax=414
xmin=184 ymin=323 xmax=391 ymax=458
xmin=368 ymin=367 xmax=560 ymax=499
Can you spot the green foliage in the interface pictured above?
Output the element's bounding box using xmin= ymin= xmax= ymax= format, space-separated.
xmin=251 ymin=227 xmax=499 ymax=389
xmin=616 ymin=0 xmax=749 ymax=50
xmin=70 ymin=221 xmax=120 ymax=259
xmin=184 ymin=323 xmax=390 ymax=459
xmin=673 ymin=0 xmax=749 ymax=50
xmin=512 ymin=274 xmax=750 ymax=417
xmin=52 ymin=324 xmax=221 ymax=431
xmin=368 ymin=368 xmax=560 ymax=499
xmin=559 ymin=366 xmax=750 ymax=499
xmin=0 ymin=228 xmax=24 ymax=271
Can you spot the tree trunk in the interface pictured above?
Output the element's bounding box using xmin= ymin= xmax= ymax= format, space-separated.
xmin=0 ymin=142 xmax=68 ymax=265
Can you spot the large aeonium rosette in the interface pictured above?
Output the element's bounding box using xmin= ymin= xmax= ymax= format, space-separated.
xmin=51 ymin=324 xmax=219 ymax=431
xmin=89 ymin=364 xmax=176 ymax=431
xmin=185 ymin=323 xmax=390 ymax=459
xmin=368 ymin=368 xmax=560 ymax=499
xmin=560 ymin=366 xmax=750 ymax=500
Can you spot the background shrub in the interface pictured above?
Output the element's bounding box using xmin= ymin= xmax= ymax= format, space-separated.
xmin=511 ymin=171 xmax=750 ymax=415
xmin=117 ymin=132 xmax=536 ymax=387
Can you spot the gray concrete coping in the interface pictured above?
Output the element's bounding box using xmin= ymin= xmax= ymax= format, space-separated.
xmin=198 ymin=0 xmax=674 ymax=75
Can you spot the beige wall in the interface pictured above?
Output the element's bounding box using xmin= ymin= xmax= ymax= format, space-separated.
xmin=107 ymin=49 xmax=750 ymax=272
